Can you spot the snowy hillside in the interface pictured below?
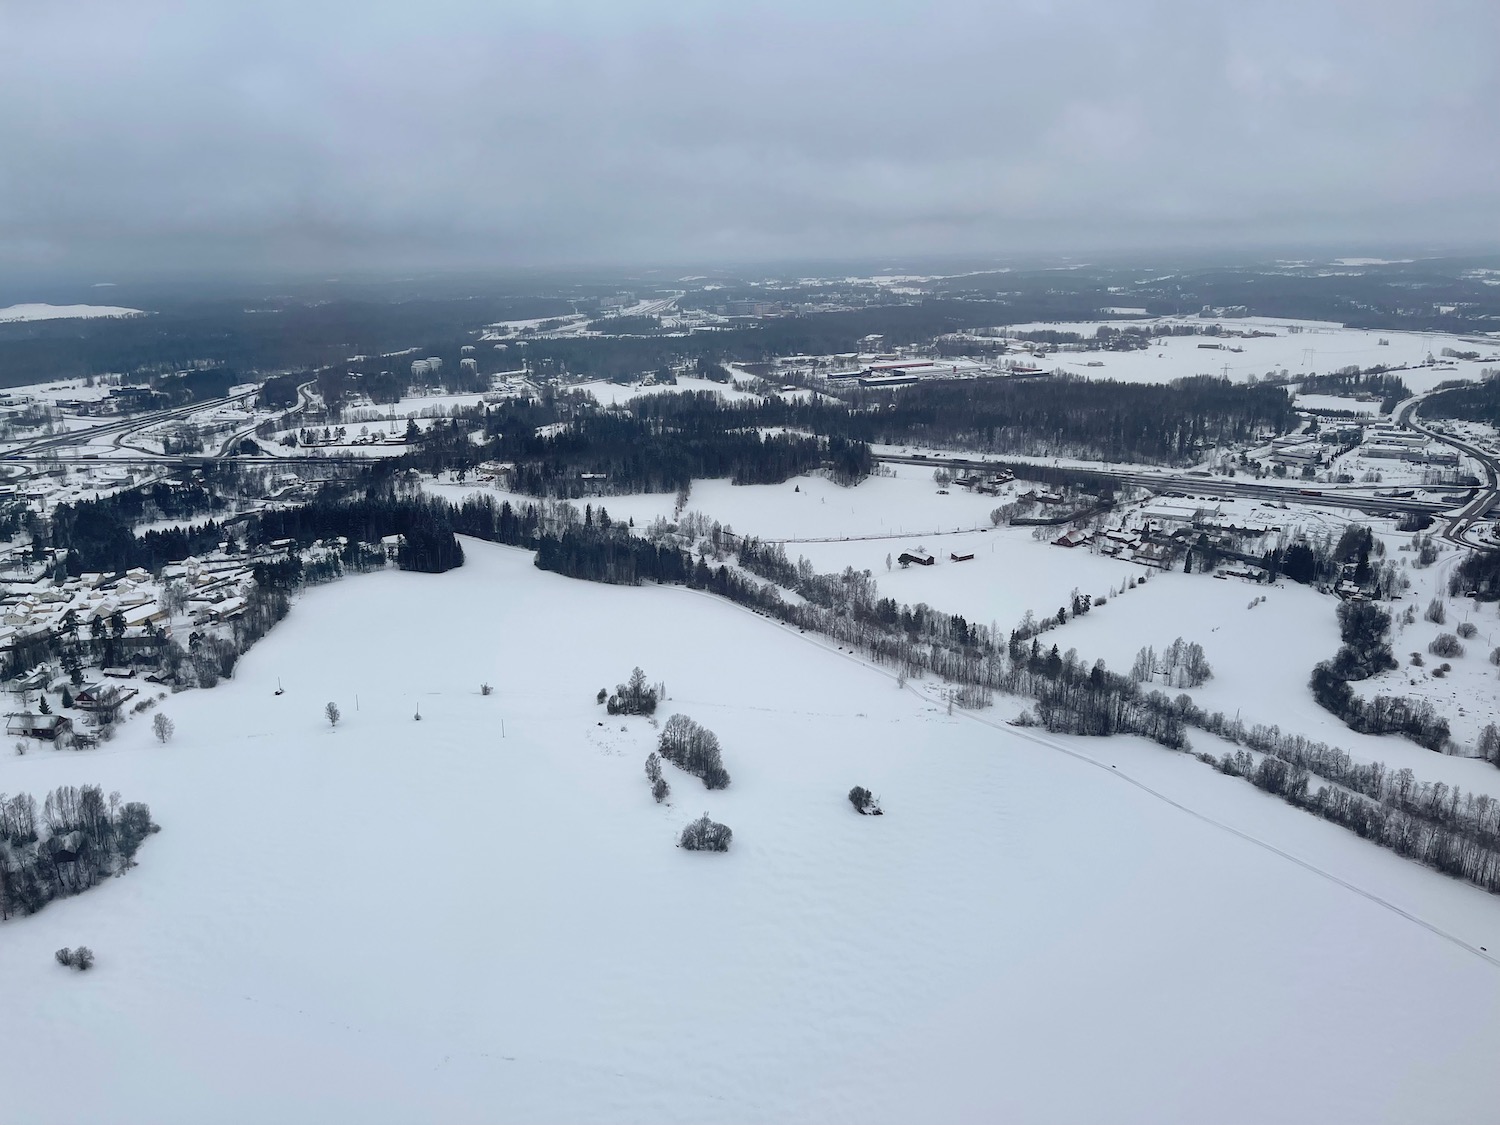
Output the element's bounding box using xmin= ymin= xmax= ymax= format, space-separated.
xmin=3 ymin=541 xmax=1499 ymax=1123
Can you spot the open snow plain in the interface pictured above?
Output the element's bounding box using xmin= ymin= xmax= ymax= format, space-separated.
xmin=1009 ymin=315 xmax=1500 ymax=392
xmin=4 ymin=540 xmax=1500 ymax=1123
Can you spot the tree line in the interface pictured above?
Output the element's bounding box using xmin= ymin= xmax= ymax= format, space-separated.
xmin=1309 ymin=600 xmax=1449 ymax=751
xmin=0 ymin=785 xmax=158 ymax=920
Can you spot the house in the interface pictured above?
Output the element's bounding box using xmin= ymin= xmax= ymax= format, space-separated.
xmin=9 ymin=665 xmax=51 ymax=692
xmin=1052 ymin=529 xmax=1090 ymax=548
xmin=208 ymin=597 xmax=248 ymax=623
xmin=1132 ymin=543 xmax=1176 ymax=569
xmin=5 ymin=713 xmax=71 ymax=740
xmin=1020 ymin=490 xmax=1067 ymax=505
xmin=74 ymin=685 xmax=138 ymax=713
xmin=897 ymin=552 xmax=935 ymax=567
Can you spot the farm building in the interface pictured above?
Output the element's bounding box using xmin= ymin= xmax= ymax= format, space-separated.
xmin=5 ymin=713 xmax=72 ymax=740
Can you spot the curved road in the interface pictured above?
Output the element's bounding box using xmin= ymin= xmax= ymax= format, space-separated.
xmin=1393 ymin=394 xmax=1500 ymax=549
xmin=872 ymin=453 xmax=1453 ymax=519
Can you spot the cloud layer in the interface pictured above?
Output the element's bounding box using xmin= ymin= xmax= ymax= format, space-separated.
xmin=3 ymin=0 xmax=1496 ymax=274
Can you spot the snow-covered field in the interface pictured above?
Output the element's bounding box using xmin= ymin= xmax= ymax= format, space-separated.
xmin=4 ymin=540 xmax=1500 ymax=1124
xmin=423 ymin=463 xmax=1500 ymax=772
xmin=1294 ymin=392 xmax=1381 ymax=415
xmin=0 ymin=303 xmax=143 ymax=323
xmin=1006 ymin=316 xmax=1500 ymax=391
xmin=427 ymin=464 xmax=1009 ymax=542
xmin=571 ymin=376 xmax=765 ymax=406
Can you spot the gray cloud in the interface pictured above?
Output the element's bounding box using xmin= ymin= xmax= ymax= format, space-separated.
xmin=2 ymin=0 xmax=1496 ymax=276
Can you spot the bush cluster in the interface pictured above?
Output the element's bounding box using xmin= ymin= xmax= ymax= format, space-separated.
xmin=679 ymin=814 xmax=732 ymax=852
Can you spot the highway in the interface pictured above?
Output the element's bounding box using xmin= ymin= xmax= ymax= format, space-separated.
xmin=872 ymin=453 xmax=1453 ymax=519
xmin=1393 ymin=394 xmax=1500 ymax=549
xmin=2 ymin=390 xmax=257 ymax=461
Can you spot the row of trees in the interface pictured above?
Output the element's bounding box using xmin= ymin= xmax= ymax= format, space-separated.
xmin=0 ymin=785 xmax=158 ymax=920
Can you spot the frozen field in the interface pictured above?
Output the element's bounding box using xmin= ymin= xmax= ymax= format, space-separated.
xmin=0 ymin=302 xmax=143 ymax=323
xmin=572 ymin=376 xmax=764 ymax=406
xmin=3 ymin=541 xmax=1500 ymax=1123
xmin=427 ymin=464 xmax=1009 ymax=541
xmin=1003 ymin=316 xmax=1499 ymax=392
xmin=1294 ymin=392 xmax=1381 ymax=414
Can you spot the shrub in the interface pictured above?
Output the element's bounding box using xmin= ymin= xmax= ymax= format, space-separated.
xmin=481 ymin=683 xmax=493 ymax=696
xmin=848 ymin=786 xmax=882 ymax=815
xmin=1425 ymin=597 xmax=1447 ymax=625
xmin=652 ymin=777 xmax=670 ymax=803
xmin=596 ymin=688 xmax=607 ymax=704
xmin=1429 ymin=633 xmax=1465 ymax=658
xmin=54 ymin=946 xmax=95 ymax=971
xmin=679 ymin=813 xmax=732 ymax=852
xmin=1457 ymin=622 xmax=1478 ymax=639
xmin=1490 ymin=647 xmax=1500 ymax=667
xmin=1411 ymin=652 xmax=1425 ymax=666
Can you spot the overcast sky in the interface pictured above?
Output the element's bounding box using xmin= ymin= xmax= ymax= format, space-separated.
xmin=2 ymin=0 xmax=1496 ymax=277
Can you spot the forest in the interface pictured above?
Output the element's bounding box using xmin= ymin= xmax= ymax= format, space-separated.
xmin=1423 ymin=375 xmax=1500 ymax=428
xmin=0 ymin=293 xmax=576 ymax=387
xmin=393 ymin=373 xmax=1287 ymax=496
xmin=0 ymin=785 xmax=158 ymax=920
xmin=838 ymin=375 xmax=1293 ymax=465
xmin=398 ymin=389 xmax=874 ymax=495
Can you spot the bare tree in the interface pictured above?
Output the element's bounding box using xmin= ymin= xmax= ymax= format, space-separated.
xmin=325 ymin=702 xmax=341 ymax=728
xmin=151 ymin=713 xmax=174 ymax=744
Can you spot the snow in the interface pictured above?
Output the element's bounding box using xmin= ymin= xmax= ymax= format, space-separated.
xmin=572 ymin=376 xmax=764 ymax=406
xmin=997 ymin=316 xmax=1500 ymax=393
xmin=0 ymin=303 xmax=143 ymax=323
xmin=1295 ymin=392 xmax=1381 ymax=415
xmin=4 ymin=540 xmax=1500 ymax=1123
